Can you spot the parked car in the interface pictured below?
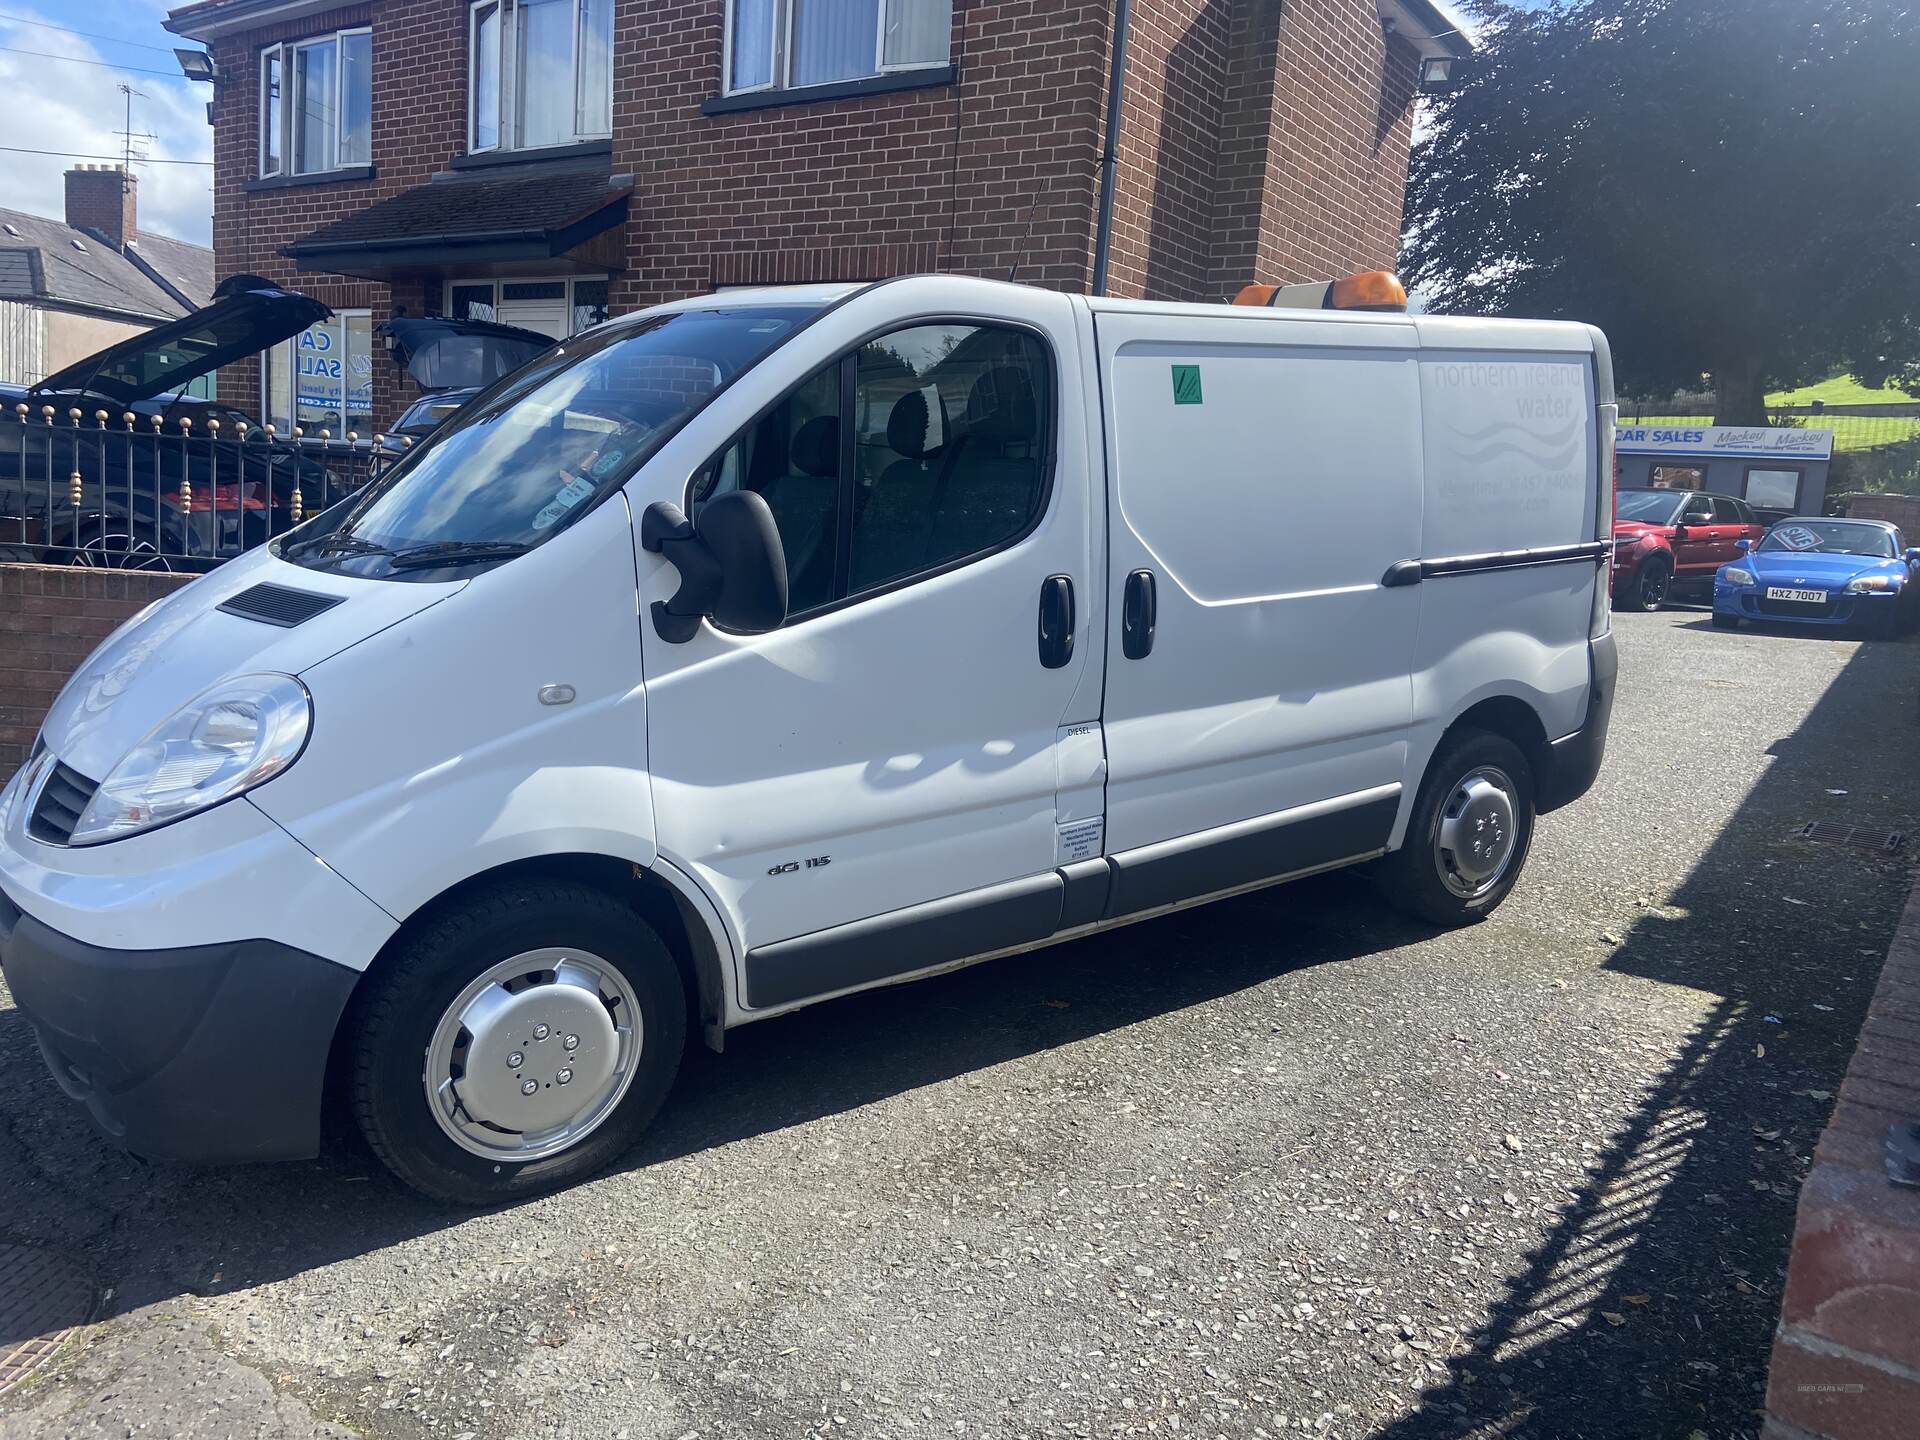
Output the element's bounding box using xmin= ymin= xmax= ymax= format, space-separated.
xmin=372 ymin=314 xmax=553 ymax=457
xmin=0 ymin=275 xmax=334 ymax=570
xmin=0 ymin=273 xmax=1617 ymax=1203
xmin=1713 ymin=517 xmax=1920 ymax=635
xmin=1610 ymin=486 xmax=1767 ymax=611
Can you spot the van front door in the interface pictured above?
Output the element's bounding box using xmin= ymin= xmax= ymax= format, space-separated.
xmin=1092 ymin=308 xmax=1423 ymax=918
xmin=635 ymin=285 xmax=1101 ymax=1013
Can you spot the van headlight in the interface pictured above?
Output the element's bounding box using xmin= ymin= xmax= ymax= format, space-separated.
xmin=70 ymin=673 xmax=312 ymax=845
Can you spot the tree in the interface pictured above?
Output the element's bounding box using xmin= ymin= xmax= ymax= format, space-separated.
xmin=1402 ymin=0 xmax=1920 ymax=423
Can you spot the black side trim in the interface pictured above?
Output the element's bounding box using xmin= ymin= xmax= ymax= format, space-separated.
xmin=1104 ymin=794 xmax=1399 ymax=920
xmin=701 ymin=65 xmax=957 ymax=116
xmin=0 ymin=896 xmax=357 ymax=1163
xmin=1058 ymin=858 xmax=1113 ymax=930
xmin=1415 ymin=540 xmax=1612 ymax=581
xmin=1380 ymin=558 xmax=1423 ymax=588
xmin=744 ymin=870 xmax=1064 ymax=1008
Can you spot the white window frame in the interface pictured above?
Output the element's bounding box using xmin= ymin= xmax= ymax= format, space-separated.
xmin=262 ymin=310 xmax=374 ymax=437
xmin=721 ymin=0 xmax=951 ymax=97
xmin=443 ymin=275 xmax=612 ymax=335
xmin=467 ymin=0 xmax=614 ymax=155
xmin=258 ymin=27 xmax=371 ymax=178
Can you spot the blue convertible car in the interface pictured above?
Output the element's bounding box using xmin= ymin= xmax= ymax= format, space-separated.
xmin=1713 ymin=518 xmax=1920 ymax=635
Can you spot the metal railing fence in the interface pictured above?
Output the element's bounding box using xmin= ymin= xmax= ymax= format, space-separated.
xmin=0 ymin=405 xmax=414 ymax=573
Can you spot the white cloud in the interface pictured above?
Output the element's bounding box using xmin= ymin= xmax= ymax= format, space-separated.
xmin=0 ymin=7 xmax=213 ymax=245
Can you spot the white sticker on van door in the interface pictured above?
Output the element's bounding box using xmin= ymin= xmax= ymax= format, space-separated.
xmin=1058 ymin=816 xmax=1104 ymax=864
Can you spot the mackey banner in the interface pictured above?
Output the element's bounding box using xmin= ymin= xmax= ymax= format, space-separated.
xmin=1614 ymin=424 xmax=1834 ymax=460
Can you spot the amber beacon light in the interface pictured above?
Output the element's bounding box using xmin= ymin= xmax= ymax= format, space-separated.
xmin=1231 ymin=270 xmax=1409 ymax=313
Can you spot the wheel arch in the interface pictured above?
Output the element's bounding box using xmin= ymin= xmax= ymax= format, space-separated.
xmin=323 ymin=853 xmax=733 ymax=1125
xmin=1439 ymin=694 xmax=1553 ymax=801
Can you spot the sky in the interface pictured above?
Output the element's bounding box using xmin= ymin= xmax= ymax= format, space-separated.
xmin=0 ymin=1 xmax=214 ymax=246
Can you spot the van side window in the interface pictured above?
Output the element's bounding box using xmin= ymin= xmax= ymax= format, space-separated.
xmin=688 ymin=321 xmax=1053 ymax=621
xmin=689 ymin=366 xmax=842 ymax=614
xmin=849 ymin=324 xmax=1051 ymax=594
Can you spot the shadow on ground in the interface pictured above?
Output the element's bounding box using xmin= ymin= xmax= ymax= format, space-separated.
xmin=0 ymin=848 xmax=1430 ymax=1346
xmin=1368 ymin=635 xmax=1920 ymax=1439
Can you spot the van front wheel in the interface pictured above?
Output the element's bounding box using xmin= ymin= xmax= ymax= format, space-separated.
xmin=1377 ymin=730 xmax=1535 ymax=927
xmin=347 ymin=881 xmax=686 ymax=1205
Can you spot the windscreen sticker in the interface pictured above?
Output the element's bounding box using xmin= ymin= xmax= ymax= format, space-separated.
xmin=589 ymin=447 xmax=629 ymax=478
xmin=532 ymin=473 xmax=598 ymax=531
xmin=1775 ymin=525 xmax=1823 ymax=551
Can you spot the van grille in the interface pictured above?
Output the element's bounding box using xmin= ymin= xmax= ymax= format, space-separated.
xmin=216 ymin=582 xmax=344 ymax=628
xmin=28 ymin=762 xmax=98 ymax=846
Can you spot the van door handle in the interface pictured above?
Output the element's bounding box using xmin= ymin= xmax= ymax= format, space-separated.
xmin=1038 ymin=574 xmax=1075 ymax=669
xmin=1122 ymin=569 xmax=1156 ymax=659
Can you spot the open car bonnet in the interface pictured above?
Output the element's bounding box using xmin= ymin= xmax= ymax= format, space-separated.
xmin=379 ymin=315 xmax=553 ymax=393
xmin=30 ymin=274 xmax=332 ymax=407
xmin=35 ymin=547 xmax=462 ymax=787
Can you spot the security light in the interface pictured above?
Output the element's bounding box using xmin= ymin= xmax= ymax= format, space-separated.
xmin=174 ymin=48 xmax=217 ymax=84
xmin=1419 ymin=55 xmax=1456 ymax=92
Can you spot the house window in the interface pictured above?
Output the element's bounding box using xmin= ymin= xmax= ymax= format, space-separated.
xmin=724 ymin=0 xmax=950 ymax=95
xmin=259 ymin=29 xmax=371 ymax=177
xmin=263 ymin=312 xmax=374 ymax=437
xmin=445 ymin=277 xmax=611 ymax=337
xmin=469 ymin=0 xmax=614 ymax=153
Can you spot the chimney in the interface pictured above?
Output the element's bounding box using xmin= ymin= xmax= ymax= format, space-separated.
xmin=64 ymin=164 xmax=136 ymax=251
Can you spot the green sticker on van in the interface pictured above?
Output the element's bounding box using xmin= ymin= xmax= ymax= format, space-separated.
xmin=1171 ymin=364 xmax=1203 ymax=405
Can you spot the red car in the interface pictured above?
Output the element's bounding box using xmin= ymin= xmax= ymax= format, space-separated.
xmin=1611 ymin=487 xmax=1767 ymax=611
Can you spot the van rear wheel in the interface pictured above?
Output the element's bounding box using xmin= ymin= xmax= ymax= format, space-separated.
xmin=347 ymin=881 xmax=685 ymax=1205
xmin=1377 ymin=730 xmax=1535 ymax=927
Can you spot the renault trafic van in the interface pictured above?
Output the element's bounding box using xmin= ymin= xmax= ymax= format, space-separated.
xmin=0 ymin=274 xmax=1617 ymax=1203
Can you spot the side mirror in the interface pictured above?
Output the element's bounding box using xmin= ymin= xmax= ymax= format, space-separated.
xmin=641 ymin=493 xmax=788 ymax=643
xmin=1906 ymin=547 xmax=1920 ymax=565
xmin=1735 ymin=537 xmax=1753 ymax=553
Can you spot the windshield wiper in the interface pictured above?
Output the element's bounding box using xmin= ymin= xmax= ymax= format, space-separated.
xmin=282 ymin=532 xmax=394 ymax=561
xmin=386 ymin=540 xmax=532 ymax=571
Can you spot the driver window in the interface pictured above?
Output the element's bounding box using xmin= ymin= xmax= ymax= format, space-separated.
xmin=689 ymin=366 xmax=842 ymax=615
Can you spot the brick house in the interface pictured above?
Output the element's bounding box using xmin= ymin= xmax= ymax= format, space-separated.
xmin=162 ymin=0 xmax=1466 ymax=433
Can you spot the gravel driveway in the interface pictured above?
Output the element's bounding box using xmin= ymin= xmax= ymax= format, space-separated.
xmin=3 ymin=607 xmax=1916 ymax=1440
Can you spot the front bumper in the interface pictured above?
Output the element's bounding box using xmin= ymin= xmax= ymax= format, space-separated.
xmin=1713 ymin=583 xmax=1900 ymax=631
xmin=0 ymin=883 xmax=357 ymax=1162
xmin=1538 ymin=629 xmax=1617 ymax=813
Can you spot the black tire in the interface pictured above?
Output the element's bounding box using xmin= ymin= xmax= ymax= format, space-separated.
xmin=1377 ymin=729 xmax=1536 ymax=928
xmin=1623 ymin=556 xmax=1670 ymax=612
xmin=1712 ymin=613 xmax=1741 ymax=630
xmin=348 ymin=881 xmax=686 ymax=1205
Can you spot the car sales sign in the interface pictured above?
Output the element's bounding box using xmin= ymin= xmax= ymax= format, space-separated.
xmin=1614 ymin=424 xmax=1834 ymax=460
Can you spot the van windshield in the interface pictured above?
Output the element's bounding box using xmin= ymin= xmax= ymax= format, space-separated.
xmin=281 ymin=304 xmax=817 ymax=578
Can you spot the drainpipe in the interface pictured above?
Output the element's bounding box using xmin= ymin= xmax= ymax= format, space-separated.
xmin=1090 ymin=0 xmax=1133 ymax=297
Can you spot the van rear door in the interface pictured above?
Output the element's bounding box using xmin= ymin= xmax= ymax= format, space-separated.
xmin=1092 ymin=305 xmax=1423 ymax=917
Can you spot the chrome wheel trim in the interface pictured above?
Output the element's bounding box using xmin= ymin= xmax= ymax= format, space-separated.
xmin=72 ymin=532 xmax=173 ymax=573
xmin=424 ymin=947 xmax=642 ymax=1163
xmin=1434 ymin=765 xmax=1520 ymax=900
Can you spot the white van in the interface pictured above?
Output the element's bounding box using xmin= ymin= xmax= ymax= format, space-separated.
xmin=0 ymin=275 xmax=1617 ymax=1203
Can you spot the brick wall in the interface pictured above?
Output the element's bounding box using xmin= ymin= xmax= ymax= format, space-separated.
xmin=1763 ymin=878 xmax=1920 ymax=1440
xmin=63 ymin=165 xmax=138 ymax=251
xmin=207 ymin=0 xmax=1424 ymax=428
xmin=0 ymin=566 xmax=198 ymax=786
xmin=1844 ymin=494 xmax=1920 ymax=535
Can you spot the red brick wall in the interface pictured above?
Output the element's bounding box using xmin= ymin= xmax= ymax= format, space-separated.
xmin=63 ymin=166 xmax=138 ymax=251
xmin=0 ymin=566 xmax=198 ymax=786
xmin=1764 ymin=878 xmax=1920 ymax=1440
xmin=204 ymin=0 xmax=1423 ymax=427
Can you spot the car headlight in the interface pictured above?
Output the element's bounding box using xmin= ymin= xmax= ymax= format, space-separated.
xmin=1844 ymin=573 xmax=1899 ymax=593
xmin=70 ymin=673 xmax=311 ymax=845
xmin=1723 ymin=566 xmax=1757 ymax=586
